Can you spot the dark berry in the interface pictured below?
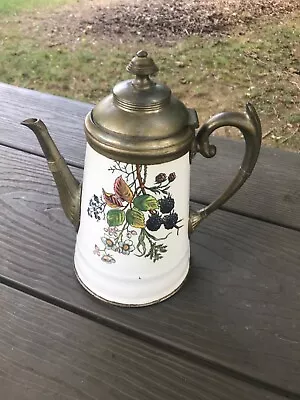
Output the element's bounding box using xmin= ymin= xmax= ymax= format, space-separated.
xmin=163 ymin=212 xmax=178 ymax=230
xmin=168 ymin=172 xmax=176 ymax=182
xmin=146 ymin=214 xmax=163 ymax=231
xmin=159 ymin=194 xmax=175 ymax=214
xmin=155 ymin=173 xmax=167 ymax=184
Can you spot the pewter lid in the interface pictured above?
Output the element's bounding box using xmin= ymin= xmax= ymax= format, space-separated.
xmin=85 ymin=51 xmax=199 ymax=164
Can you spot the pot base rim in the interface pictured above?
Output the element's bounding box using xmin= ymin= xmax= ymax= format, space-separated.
xmin=74 ymin=264 xmax=190 ymax=308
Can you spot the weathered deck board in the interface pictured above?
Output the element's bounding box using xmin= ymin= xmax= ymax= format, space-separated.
xmin=1 ymin=82 xmax=299 ymax=229
xmin=0 ymin=144 xmax=299 ymax=397
xmin=2 ymin=285 xmax=284 ymax=400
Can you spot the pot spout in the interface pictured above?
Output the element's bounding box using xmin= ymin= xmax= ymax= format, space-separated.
xmin=21 ymin=118 xmax=81 ymax=231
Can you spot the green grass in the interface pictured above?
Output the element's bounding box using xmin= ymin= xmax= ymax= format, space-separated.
xmin=0 ymin=7 xmax=299 ymax=151
xmin=0 ymin=0 xmax=73 ymax=14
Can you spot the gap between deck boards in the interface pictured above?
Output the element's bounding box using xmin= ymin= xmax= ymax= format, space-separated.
xmin=0 ymin=278 xmax=299 ymax=400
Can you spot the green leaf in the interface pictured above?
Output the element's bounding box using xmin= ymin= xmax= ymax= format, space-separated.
xmin=107 ymin=209 xmax=125 ymax=227
xmin=133 ymin=194 xmax=159 ymax=211
xmin=126 ymin=208 xmax=145 ymax=228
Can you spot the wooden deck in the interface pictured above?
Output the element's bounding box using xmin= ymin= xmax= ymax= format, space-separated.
xmin=0 ymin=82 xmax=299 ymax=399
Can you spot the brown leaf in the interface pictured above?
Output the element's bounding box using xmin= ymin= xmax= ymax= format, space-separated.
xmin=114 ymin=176 xmax=134 ymax=203
xmin=102 ymin=189 xmax=123 ymax=208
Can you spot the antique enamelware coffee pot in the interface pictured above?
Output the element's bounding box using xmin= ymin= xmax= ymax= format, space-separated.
xmin=22 ymin=50 xmax=262 ymax=307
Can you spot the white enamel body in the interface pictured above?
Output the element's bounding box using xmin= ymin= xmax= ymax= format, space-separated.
xmin=74 ymin=143 xmax=190 ymax=306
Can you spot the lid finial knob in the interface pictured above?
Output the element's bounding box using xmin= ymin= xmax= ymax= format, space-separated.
xmin=126 ymin=50 xmax=159 ymax=79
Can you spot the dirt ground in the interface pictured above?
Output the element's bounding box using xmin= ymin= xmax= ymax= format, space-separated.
xmin=39 ymin=0 xmax=300 ymax=46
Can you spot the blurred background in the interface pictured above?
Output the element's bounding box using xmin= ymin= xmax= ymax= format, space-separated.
xmin=0 ymin=0 xmax=299 ymax=151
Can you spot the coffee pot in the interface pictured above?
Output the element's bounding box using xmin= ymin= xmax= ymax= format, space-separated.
xmin=22 ymin=50 xmax=262 ymax=307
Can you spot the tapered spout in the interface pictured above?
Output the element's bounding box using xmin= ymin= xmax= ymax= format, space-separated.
xmin=21 ymin=118 xmax=81 ymax=231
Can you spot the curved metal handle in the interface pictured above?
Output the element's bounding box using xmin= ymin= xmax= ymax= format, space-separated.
xmin=189 ymin=102 xmax=262 ymax=233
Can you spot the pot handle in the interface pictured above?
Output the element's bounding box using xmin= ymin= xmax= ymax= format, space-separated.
xmin=189 ymin=102 xmax=262 ymax=234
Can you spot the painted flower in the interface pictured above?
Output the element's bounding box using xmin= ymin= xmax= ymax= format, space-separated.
xmin=126 ymin=230 xmax=137 ymax=239
xmin=87 ymin=195 xmax=106 ymax=221
xmin=104 ymin=226 xmax=119 ymax=237
xmin=119 ymin=239 xmax=135 ymax=255
xmin=101 ymin=254 xmax=116 ymax=264
xmin=101 ymin=237 xmax=115 ymax=249
xmin=112 ymin=244 xmax=122 ymax=253
xmin=93 ymin=244 xmax=101 ymax=256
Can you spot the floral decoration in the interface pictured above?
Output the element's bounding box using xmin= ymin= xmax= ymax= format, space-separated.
xmin=87 ymin=162 xmax=182 ymax=263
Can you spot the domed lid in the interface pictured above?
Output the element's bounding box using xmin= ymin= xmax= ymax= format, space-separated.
xmin=84 ymin=50 xmax=199 ymax=164
xmin=113 ymin=50 xmax=171 ymax=112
